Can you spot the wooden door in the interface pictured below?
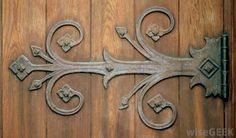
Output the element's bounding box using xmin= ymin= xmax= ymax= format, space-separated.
xmin=1 ymin=0 xmax=236 ymax=138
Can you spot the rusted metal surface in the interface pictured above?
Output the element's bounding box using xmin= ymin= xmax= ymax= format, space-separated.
xmin=9 ymin=6 xmax=228 ymax=130
xmin=147 ymin=94 xmax=177 ymax=129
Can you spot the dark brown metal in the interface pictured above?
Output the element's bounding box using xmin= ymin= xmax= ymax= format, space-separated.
xmin=9 ymin=6 xmax=229 ymax=130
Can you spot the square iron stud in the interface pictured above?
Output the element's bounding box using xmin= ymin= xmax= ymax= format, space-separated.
xmin=199 ymin=58 xmax=219 ymax=79
xmin=57 ymin=33 xmax=76 ymax=52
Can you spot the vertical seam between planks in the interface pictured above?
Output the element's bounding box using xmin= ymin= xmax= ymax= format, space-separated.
xmin=233 ymin=0 xmax=235 ymax=134
xmin=234 ymin=0 xmax=236 ymax=133
xmin=178 ymin=1 xmax=180 ymax=138
xmin=45 ymin=0 xmax=48 ymax=137
xmin=89 ymin=0 xmax=92 ymax=137
xmin=133 ymin=0 xmax=136 ymax=138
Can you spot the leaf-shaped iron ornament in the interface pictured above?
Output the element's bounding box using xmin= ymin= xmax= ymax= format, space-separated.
xmin=9 ymin=6 xmax=228 ymax=130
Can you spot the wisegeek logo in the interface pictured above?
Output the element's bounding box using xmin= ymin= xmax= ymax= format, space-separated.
xmin=186 ymin=128 xmax=234 ymax=137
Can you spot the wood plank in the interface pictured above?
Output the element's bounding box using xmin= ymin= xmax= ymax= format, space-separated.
xmin=46 ymin=0 xmax=91 ymax=138
xmin=91 ymin=0 xmax=135 ymax=138
xmin=134 ymin=1 xmax=179 ymax=138
xmin=2 ymin=0 xmax=46 ymax=137
xmin=229 ymin=0 xmax=236 ymax=137
xmin=232 ymin=0 xmax=236 ymax=136
xmin=224 ymin=0 xmax=234 ymax=138
xmin=0 ymin=0 xmax=2 ymax=136
xmin=179 ymin=0 xmax=224 ymax=138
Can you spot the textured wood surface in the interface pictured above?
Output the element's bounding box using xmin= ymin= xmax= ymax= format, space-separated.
xmin=0 ymin=0 xmax=2 ymax=137
xmin=231 ymin=0 xmax=236 ymax=137
xmin=91 ymin=0 xmax=135 ymax=138
xmin=1 ymin=0 xmax=235 ymax=138
xmin=234 ymin=1 xmax=236 ymax=136
xmin=223 ymin=2 xmax=235 ymax=137
xmin=224 ymin=0 xmax=235 ymax=138
xmin=3 ymin=0 xmax=47 ymax=137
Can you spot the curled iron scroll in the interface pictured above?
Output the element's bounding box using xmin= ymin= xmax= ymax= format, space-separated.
xmin=46 ymin=20 xmax=84 ymax=63
xmin=136 ymin=6 xmax=174 ymax=59
xmin=117 ymin=6 xmax=178 ymax=129
xmin=45 ymin=20 xmax=85 ymax=115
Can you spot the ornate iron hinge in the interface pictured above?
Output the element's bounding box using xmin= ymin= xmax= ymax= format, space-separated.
xmin=9 ymin=6 xmax=229 ymax=130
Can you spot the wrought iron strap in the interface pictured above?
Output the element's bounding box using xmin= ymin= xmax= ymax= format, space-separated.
xmin=9 ymin=6 xmax=229 ymax=130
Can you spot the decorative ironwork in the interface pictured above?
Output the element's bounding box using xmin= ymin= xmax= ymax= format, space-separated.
xmin=199 ymin=58 xmax=219 ymax=79
xmin=57 ymin=84 xmax=83 ymax=103
xmin=10 ymin=55 xmax=33 ymax=80
xmin=146 ymin=94 xmax=177 ymax=129
xmin=9 ymin=6 xmax=229 ymax=130
xmin=146 ymin=24 xmax=165 ymax=42
xmin=57 ymin=33 xmax=77 ymax=52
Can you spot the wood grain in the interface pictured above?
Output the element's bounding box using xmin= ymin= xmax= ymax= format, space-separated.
xmin=91 ymin=0 xmax=135 ymax=138
xmin=0 ymin=0 xmax=2 ymax=137
xmin=134 ymin=1 xmax=179 ymax=138
xmin=46 ymin=0 xmax=91 ymax=138
xmin=179 ymin=0 xmax=224 ymax=138
xmin=2 ymin=0 xmax=47 ymax=137
xmin=1 ymin=0 xmax=235 ymax=138
xmin=224 ymin=0 xmax=235 ymax=138
xmin=232 ymin=1 xmax=236 ymax=135
xmin=229 ymin=1 xmax=235 ymax=137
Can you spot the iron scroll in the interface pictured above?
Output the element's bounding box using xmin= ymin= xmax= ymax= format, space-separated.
xmin=9 ymin=6 xmax=229 ymax=130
